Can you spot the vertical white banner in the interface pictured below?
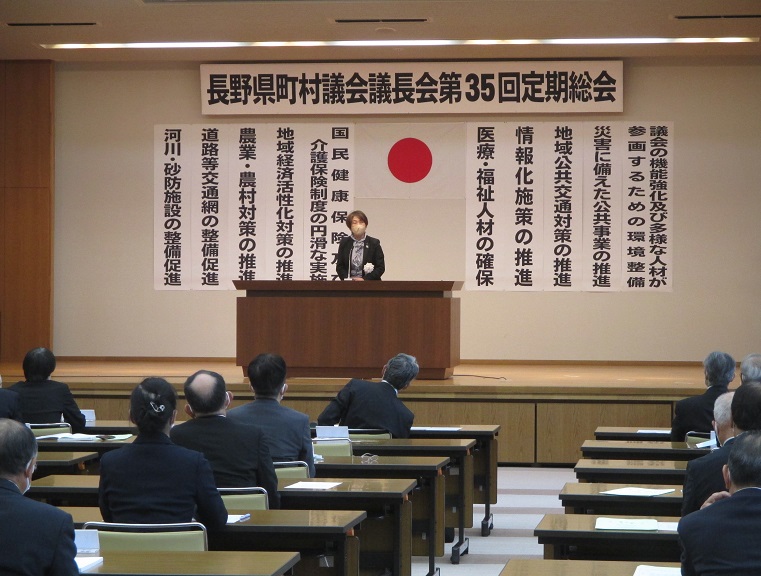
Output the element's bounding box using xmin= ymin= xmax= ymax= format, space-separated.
xmin=505 ymin=122 xmax=544 ymax=291
xmin=622 ymin=122 xmax=673 ymax=291
xmin=581 ymin=123 xmax=624 ymax=291
xmin=154 ymin=125 xmax=192 ymax=290
xmin=542 ymin=122 xmax=584 ymax=290
xmin=465 ymin=123 xmax=509 ymax=290
xmin=228 ymin=124 xmax=265 ymax=283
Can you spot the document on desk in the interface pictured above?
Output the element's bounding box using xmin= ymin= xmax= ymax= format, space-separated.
xmin=636 ymin=429 xmax=670 ymax=434
xmin=633 ymin=565 xmax=681 ymax=576
xmin=284 ymin=481 xmax=341 ymax=490
xmin=657 ymin=522 xmax=678 ymax=532
xmin=595 ymin=517 xmax=659 ymax=531
xmin=227 ymin=514 xmax=250 ymax=524
xmin=600 ymin=487 xmax=675 ymax=497
xmin=75 ymin=556 xmax=104 ymax=571
xmin=36 ymin=433 xmax=101 ymax=441
xmin=410 ymin=426 xmax=462 ymax=431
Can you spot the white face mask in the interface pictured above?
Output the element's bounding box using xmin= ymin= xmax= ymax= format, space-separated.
xmin=351 ymin=224 xmax=366 ymax=236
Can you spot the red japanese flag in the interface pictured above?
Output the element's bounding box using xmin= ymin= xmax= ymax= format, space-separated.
xmin=354 ymin=123 xmax=465 ymax=199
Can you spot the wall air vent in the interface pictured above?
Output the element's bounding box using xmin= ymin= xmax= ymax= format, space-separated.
xmin=334 ymin=18 xmax=429 ymax=24
xmin=674 ymin=14 xmax=761 ymax=20
xmin=6 ymin=22 xmax=97 ymax=27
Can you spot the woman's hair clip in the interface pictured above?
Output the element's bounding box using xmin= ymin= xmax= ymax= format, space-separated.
xmin=149 ymin=401 xmax=166 ymax=413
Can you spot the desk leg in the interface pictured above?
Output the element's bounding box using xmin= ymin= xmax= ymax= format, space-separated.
xmin=426 ymin=475 xmax=440 ymax=576
xmin=479 ymin=437 xmax=496 ymax=537
xmin=450 ymin=455 xmax=470 ymax=564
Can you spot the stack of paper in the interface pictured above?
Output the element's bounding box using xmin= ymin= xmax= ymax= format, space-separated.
xmin=594 ymin=517 xmax=659 ymax=531
xmin=600 ymin=487 xmax=675 ymax=497
xmin=75 ymin=556 xmax=103 ymax=571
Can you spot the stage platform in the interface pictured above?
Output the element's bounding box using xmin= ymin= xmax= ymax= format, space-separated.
xmin=0 ymin=358 xmax=705 ymax=464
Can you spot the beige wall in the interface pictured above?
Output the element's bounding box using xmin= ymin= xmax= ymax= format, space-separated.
xmin=53 ymin=59 xmax=761 ymax=361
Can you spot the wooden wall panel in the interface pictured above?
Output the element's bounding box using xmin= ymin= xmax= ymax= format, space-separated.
xmin=535 ymin=402 xmax=673 ymax=464
xmin=0 ymin=60 xmax=54 ymax=362
xmin=3 ymin=61 xmax=53 ymax=188
xmin=1 ymin=188 xmax=53 ymax=359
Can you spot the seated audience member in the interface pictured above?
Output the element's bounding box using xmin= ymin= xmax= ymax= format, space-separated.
xmin=171 ymin=370 xmax=279 ymax=509
xmin=0 ymin=419 xmax=77 ymax=576
xmin=681 ymin=391 xmax=735 ymax=515
xmin=0 ymin=387 xmax=23 ymax=422
xmin=682 ymin=382 xmax=761 ymax=515
xmin=9 ymin=347 xmax=86 ymax=432
xmin=99 ymin=377 xmax=227 ymax=529
xmin=678 ymin=429 xmax=761 ymax=575
xmin=317 ymin=353 xmax=419 ymax=438
xmin=740 ymin=353 xmax=761 ymax=385
xmin=671 ymin=351 xmax=735 ymax=441
xmin=228 ymin=354 xmax=315 ymax=477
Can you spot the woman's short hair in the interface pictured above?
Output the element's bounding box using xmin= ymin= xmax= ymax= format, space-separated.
xmin=22 ymin=347 xmax=56 ymax=382
xmin=345 ymin=210 xmax=368 ymax=229
xmin=130 ymin=377 xmax=177 ymax=434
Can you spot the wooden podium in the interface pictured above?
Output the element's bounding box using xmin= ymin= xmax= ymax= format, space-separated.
xmin=234 ymin=281 xmax=462 ymax=380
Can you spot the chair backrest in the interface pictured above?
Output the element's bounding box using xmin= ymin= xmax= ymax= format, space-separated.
xmin=312 ymin=439 xmax=352 ymax=457
xmin=274 ymin=460 xmax=310 ymax=478
xmin=82 ymin=521 xmax=207 ymax=552
xmin=29 ymin=422 xmax=72 ymax=437
xmin=218 ymin=487 xmax=269 ymax=510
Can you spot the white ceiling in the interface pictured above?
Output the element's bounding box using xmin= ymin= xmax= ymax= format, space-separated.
xmin=1 ymin=0 xmax=760 ymax=63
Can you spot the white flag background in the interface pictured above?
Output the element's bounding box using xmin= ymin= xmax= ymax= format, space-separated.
xmin=155 ymin=121 xmax=672 ymax=291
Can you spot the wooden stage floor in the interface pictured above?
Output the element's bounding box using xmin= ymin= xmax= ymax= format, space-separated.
xmin=0 ymin=358 xmax=708 ymax=397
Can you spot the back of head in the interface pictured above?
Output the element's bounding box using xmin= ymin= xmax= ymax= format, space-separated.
xmin=247 ymin=354 xmax=287 ymax=397
xmin=184 ymin=370 xmax=226 ymax=415
xmin=130 ymin=377 xmax=177 ymax=434
xmin=727 ymin=429 xmax=761 ymax=488
xmin=703 ymin=351 xmax=735 ymax=388
xmin=0 ymin=419 xmax=37 ymax=478
xmin=22 ymin=347 xmax=56 ymax=382
xmin=713 ymin=391 xmax=735 ymax=428
xmin=383 ymin=353 xmax=420 ymax=391
xmin=731 ymin=382 xmax=761 ymax=432
xmin=740 ymin=353 xmax=761 ymax=385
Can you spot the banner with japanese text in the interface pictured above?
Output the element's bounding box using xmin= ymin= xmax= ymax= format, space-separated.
xmin=464 ymin=121 xmax=673 ymax=291
xmin=200 ymin=61 xmax=623 ymax=115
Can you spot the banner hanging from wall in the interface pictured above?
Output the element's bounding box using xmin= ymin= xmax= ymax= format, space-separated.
xmin=200 ymin=61 xmax=623 ymax=115
xmin=155 ymin=121 xmax=672 ymax=291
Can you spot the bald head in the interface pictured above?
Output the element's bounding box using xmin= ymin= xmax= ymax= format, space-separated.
xmin=183 ymin=370 xmax=228 ymax=416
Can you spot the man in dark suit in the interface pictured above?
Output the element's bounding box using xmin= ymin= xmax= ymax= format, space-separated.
xmin=171 ymin=370 xmax=280 ymax=509
xmin=678 ymin=429 xmax=761 ymax=575
xmin=671 ymin=351 xmax=735 ymax=441
xmin=317 ymin=353 xmax=419 ymax=438
xmin=681 ymin=382 xmax=761 ymax=515
xmin=0 ymin=419 xmax=78 ymax=576
xmin=335 ymin=209 xmax=385 ymax=280
xmin=9 ymin=347 xmax=86 ymax=432
xmin=0 ymin=387 xmax=24 ymax=422
xmin=228 ymin=354 xmax=315 ymax=477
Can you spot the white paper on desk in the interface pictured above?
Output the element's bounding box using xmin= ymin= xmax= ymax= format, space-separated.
xmin=410 ymin=426 xmax=462 ymax=431
xmin=227 ymin=514 xmax=250 ymax=524
xmin=102 ymin=434 xmax=133 ymax=441
xmin=657 ymin=521 xmax=679 ymax=532
xmin=633 ymin=565 xmax=681 ymax=576
xmin=284 ymin=481 xmax=341 ymax=490
xmin=36 ymin=433 xmax=100 ymax=441
xmin=636 ymin=429 xmax=670 ymax=434
xmin=75 ymin=556 xmax=104 ymax=571
xmin=600 ymin=487 xmax=675 ymax=497
xmin=595 ymin=517 xmax=658 ymax=531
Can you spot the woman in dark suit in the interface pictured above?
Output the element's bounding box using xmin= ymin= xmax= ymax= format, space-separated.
xmin=336 ymin=210 xmax=385 ymax=280
xmin=98 ymin=377 xmax=227 ymax=530
xmin=9 ymin=347 xmax=86 ymax=432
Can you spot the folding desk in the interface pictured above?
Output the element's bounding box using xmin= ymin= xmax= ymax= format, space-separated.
xmin=499 ymin=558 xmax=680 ymax=576
xmin=594 ymin=426 xmax=671 ymax=441
xmin=350 ymin=437 xmax=474 ymax=564
xmin=559 ymin=482 xmax=683 ymax=516
xmin=278 ymin=477 xmax=415 ymax=576
xmin=534 ymin=513 xmax=681 ymax=562
xmin=35 ymin=451 xmax=99 ymax=478
xmin=574 ymin=458 xmax=689 ymax=485
xmin=65 ymin=507 xmax=364 ymax=576
xmin=580 ymin=439 xmax=709 ymax=461
xmin=315 ymin=455 xmax=446 ymax=576
xmin=78 ymin=550 xmax=300 ymax=575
